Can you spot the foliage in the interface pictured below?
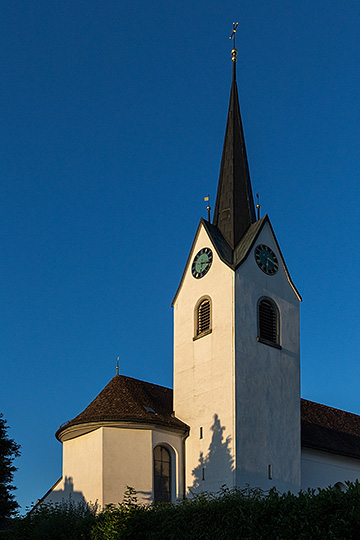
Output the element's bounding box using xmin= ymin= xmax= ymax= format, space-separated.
xmin=91 ymin=487 xmax=145 ymax=540
xmin=4 ymin=482 xmax=360 ymax=539
xmin=5 ymin=499 xmax=97 ymax=540
xmin=0 ymin=414 xmax=20 ymax=526
xmin=91 ymin=481 xmax=360 ymax=540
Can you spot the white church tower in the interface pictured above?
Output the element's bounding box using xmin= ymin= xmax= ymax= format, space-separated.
xmin=39 ymin=31 xmax=360 ymax=510
xmin=173 ymin=43 xmax=302 ymax=495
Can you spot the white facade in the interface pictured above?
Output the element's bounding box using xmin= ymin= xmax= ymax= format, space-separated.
xmin=173 ymin=223 xmax=235 ymax=494
xmin=234 ymin=222 xmax=301 ymax=493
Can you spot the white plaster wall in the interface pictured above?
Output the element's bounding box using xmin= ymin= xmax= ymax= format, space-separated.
xmin=302 ymin=448 xmax=360 ymax=490
xmin=102 ymin=427 xmax=152 ymax=506
xmin=173 ymin=224 xmax=235 ymax=495
xmin=235 ymin=222 xmax=301 ymax=493
xmin=63 ymin=428 xmax=104 ymax=506
xmin=42 ymin=428 xmax=104 ymax=507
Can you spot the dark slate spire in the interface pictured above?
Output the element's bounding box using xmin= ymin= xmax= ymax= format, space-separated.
xmin=213 ymin=47 xmax=256 ymax=250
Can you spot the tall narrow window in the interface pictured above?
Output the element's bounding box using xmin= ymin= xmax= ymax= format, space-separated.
xmin=153 ymin=445 xmax=171 ymax=504
xmin=258 ymin=298 xmax=280 ymax=348
xmin=194 ymin=296 xmax=212 ymax=340
xmin=198 ymin=299 xmax=210 ymax=334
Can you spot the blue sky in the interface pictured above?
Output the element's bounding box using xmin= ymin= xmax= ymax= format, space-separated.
xmin=1 ymin=0 xmax=360 ymax=512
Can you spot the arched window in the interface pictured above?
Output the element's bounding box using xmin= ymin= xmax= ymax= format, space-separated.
xmin=194 ymin=297 xmax=212 ymax=339
xmin=257 ymin=297 xmax=280 ymax=348
xmin=153 ymin=445 xmax=171 ymax=504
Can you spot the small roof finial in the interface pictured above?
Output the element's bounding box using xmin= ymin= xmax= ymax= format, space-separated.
xmin=204 ymin=194 xmax=211 ymax=221
xmin=116 ymin=356 xmax=120 ymax=376
xmin=229 ymin=22 xmax=239 ymax=63
xmin=256 ymin=193 xmax=261 ymax=221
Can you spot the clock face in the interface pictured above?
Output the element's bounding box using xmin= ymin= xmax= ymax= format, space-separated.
xmin=254 ymin=244 xmax=279 ymax=275
xmin=191 ymin=248 xmax=213 ymax=279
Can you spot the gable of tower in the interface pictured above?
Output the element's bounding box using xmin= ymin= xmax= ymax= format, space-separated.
xmin=234 ymin=217 xmax=301 ymax=302
xmin=172 ymin=218 xmax=233 ymax=308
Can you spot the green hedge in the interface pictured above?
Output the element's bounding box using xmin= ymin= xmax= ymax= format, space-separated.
xmin=93 ymin=483 xmax=360 ymax=540
xmin=4 ymin=482 xmax=360 ymax=539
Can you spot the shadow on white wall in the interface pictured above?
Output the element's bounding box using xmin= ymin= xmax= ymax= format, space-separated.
xmin=190 ymin=414 xmax=234 ymax=495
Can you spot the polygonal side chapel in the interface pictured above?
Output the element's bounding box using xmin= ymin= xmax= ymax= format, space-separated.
xmin=40 ymin=47 xmax=360 ymax=508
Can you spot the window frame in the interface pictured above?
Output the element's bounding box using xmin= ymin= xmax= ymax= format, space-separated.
xmin=193 ymin=295 xmax=212 ymax=341
xmin=153 ymin=445 xmax=172 ymax=504
xmin=257 ymin=296 xmax=281 ymax=349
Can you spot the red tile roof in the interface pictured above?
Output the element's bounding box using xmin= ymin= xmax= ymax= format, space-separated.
xmin=301 ymin=399 xmax=360 ymax=459
xmin=56 ymin=375 xmax=189 ymax=440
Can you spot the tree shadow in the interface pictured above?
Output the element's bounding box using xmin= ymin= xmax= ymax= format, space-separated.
xmin=38 ymin=476 xmax=87 ymax=506
xmin=189 ymin=413 xmax=234 ymax=495
xmin=133 ymin=489 xmax=152 ymax=504
xmin=39 ymin=476 xmax=153 ymax=508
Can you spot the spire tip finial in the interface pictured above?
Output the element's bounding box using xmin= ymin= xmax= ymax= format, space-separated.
xmin=229 ymin=22 xmax=239 ymax=62
xmin=116 ymin=356 xmax=120 ymax=376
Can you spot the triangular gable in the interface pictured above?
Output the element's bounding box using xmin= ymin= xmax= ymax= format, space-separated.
xmin=172 ymin=215 xmax=301 ymax=306
xmin=233 ymin=215 xmax=302 ymax=301
xmin=171 ymin=218 xmax=229 ymax=307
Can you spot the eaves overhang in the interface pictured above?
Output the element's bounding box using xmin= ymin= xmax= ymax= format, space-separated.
xmin=301 ymin=441 xmax=360 ymax=461
xmin=301 ymin=399 xmax=360 ymax=460
xmin=56 ymin=419 xmax=190 ymax=443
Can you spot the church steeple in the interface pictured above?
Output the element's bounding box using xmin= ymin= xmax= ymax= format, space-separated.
xmin=213 ymin=43 xmax=256 ymax=250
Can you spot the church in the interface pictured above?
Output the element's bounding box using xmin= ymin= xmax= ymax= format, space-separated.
xmin=40 ymin=43 xmax=360 ymax=509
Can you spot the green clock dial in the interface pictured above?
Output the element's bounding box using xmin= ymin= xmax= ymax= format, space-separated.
xmin=254 ymin=244 xmax=279 ymax=275
xmin=191 ymin=248 xmax=213 ymax=279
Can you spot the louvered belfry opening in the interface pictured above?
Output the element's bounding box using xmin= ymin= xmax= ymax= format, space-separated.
xmin=259 ymin=298 xmax=278 ymax=344
xmin=153 ymin=445 xmax=171 ymax=504
xmin=197 ymin=299 xmax=211 ymax=335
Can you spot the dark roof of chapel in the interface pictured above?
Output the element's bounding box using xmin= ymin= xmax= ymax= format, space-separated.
xmin=57 ymin=375 xmax=360 ymax=459
xmin=56 ymin=375 xmax=189 ymax=440
xmin=301 ymin=399 xmax=360 ymax=459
